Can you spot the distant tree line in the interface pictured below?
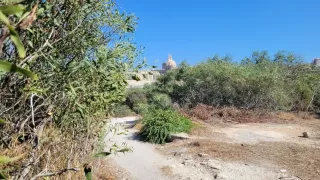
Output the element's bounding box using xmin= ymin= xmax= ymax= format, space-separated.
xmin=154 ymin=51 xmax=320 ymax=112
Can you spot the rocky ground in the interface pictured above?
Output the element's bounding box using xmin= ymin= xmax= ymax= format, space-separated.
xmin=102 ymin=115 xmax=320 ymax=180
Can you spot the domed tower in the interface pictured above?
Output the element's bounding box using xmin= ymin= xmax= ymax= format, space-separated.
xmin=162 ymin=54 xmax=177 ymax=70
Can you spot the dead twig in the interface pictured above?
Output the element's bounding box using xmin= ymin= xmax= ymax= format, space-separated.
xmin=30 ymin=168 xmax=80 ymax=180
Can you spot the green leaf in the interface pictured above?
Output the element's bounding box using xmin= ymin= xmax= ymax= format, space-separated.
xmin=0 ymin=119 xmax=7 ymax=124
xmin=0 ymin=61 xmax=38 ymax=80
xmin=0 ymin=171 xmax=7 ymax=179
xmin=0 ymin=154 xmax=25 ymax=165
xmin=93 ymin=152 xmax=111 ymax=158
xmin=117 ymin=132 xmax=127 ymax=135
xmin=0 ymin=11 xmax=10 ymax=25
xmin=8 ymin=26 xmax=26 ymax=58
xmin=18 ymin=11 xmax=30 ymax=24
xmin=117 ymin=148 xmax=131 ymax=153
xmin=37 ymin=8 xmax=44 ymax=16
xmin=0 ymin=5 xmax=25 ymax=15
xmin=84 ymin=167 xmax=92 ymax=180
xmin=0 ymin=11 xmax=26 ymax=58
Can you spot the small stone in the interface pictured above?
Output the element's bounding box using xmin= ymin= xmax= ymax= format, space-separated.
xmin=280 ymin=169 xmax=287 ymax=173
xmin=200 ymin=161 xmax=208 ymax=166
xmin=182 ymin=159 xmax=194 ymax=166
xmin=198 ymin=153 xmax=209 ymax=157
xmin=207 ymin=162 xmax=221 ymax=170
xmin=302 ymin=132 xmax=309 ymax=138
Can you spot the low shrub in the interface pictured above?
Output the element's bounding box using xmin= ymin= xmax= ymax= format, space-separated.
xmin=139 ymin=109 xmax=193 ymax=144
xmin=111 ymin=104 xmax=135 ymax=117
xmin=150 ymin=93 xmax=172 ymax=109
xmin=126 ymin=88 xmax=148 ymax=108
xmin=132 ymin=103 xmax=151 ymax=115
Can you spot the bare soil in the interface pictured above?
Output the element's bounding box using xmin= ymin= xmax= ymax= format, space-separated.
xmin=104 ymin=112 xmax=320 ymax=180
xmin=159 ymin=113 xmax=320 ymax=180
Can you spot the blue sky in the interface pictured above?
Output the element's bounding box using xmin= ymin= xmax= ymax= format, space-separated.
xmin=119 ymin=0 xmax=319 ymax=67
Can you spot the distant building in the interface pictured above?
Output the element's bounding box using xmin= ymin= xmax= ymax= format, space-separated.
xmin=312 ymin=58 xmax=320 ymax=66
xmin=128 ymin=54 xmax=178 ymax=82
xmin=162 ymin=54 xmax=177 ymax=70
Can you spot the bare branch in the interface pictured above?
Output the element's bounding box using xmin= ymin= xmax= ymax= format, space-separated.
xmin=30 ymin=168 xmax=80 ymax=180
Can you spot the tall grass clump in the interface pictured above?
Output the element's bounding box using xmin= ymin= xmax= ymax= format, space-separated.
xmin=139 ymin=109 xmax=192 ymax=144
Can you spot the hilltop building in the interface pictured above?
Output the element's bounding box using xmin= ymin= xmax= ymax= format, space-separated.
xmin=162 ymin=54 xmax=177 ymax=70
xmin=130 ymin=54 xmax=178 ymax=81
xmin=312 ymin=58 xmax=320 ymax=66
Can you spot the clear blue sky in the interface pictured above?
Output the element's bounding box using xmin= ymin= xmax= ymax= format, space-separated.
xmin=118 ymin=0 xmax=319 ymax=67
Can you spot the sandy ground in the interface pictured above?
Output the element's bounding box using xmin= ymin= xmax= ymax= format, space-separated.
xmin=104 ymin=116 xmax=320 ymax=180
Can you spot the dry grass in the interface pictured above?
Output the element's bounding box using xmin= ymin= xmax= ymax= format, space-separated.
xmin=160 ymin=165 xmax=173 ymax=176
xmin=92 ymin=158 xmax=130 ymax=180
xmin=185 ymin=104 xmax=320 ymax=125
xmin=165 ymin=140 xmax=320 ymax=180
xmin=185 ymin=104 xmax=273 ymax=123
xmin=0 ymin=126 xmax=100 ymax=179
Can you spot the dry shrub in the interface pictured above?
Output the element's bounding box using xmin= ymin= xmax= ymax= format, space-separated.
xmin=0 ymin=124 xmax=102 ymax=179
xmin=188 ymin=104 xmax=274 ymax=123
xmin=276 ymin=112 xmax=297 ymax=120
xmin=297 ymin=111 xmax=316 ymax=120
xmin=190 ymin=104 xmax=215 ymax=120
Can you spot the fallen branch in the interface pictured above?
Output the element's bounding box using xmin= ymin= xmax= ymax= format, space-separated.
xmin=30 ymin=168 xmax=80 ymax=180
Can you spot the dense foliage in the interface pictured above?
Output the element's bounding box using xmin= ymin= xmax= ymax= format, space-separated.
xmin=0 ymin=0 xmax=140 ymax=179
xmin=155 ymin=51 xmax=320 ymax=111
xmin=139 ymin=109 xmax=192 ymax=144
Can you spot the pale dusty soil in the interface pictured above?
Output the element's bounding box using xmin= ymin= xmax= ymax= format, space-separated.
xmin=103 ymin=116 xmax=320 ymax=180
xmin=161 ymin=118 xmax=320 ymax=180
xmin=127 ymin=80 xmax=156 ymax=88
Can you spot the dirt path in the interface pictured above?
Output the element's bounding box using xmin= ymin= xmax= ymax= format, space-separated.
xmin=107 ymin=117 xmax=215 ymax=180
xmin=106 ymin=117 xmax=320 ymax=180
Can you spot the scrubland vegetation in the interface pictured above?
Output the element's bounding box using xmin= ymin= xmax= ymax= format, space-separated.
xmin=120 ymin=51 xmax=320 ymax=145
xmin=0 ymin=0 xmax=139 ymax=179
xmin=1 ymin=0 xmax=320 ymax=179
xmin=157 ymin=52 xmax=320 ymax=112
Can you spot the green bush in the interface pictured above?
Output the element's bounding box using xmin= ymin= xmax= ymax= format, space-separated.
xmin=111 ymin=104 xmax=135 ymax=117
xmin=132 ymin=103 xmax=151 ymax=115
xmin=155 ymin=52 xmax=320 ymax=111
xmin=150 ymin=93 xmax=172 ymax=109
xmin=139 ymin=109 xmax=193 ymax=144
xmin=126 ymin=88 xmax=148 ymax=108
